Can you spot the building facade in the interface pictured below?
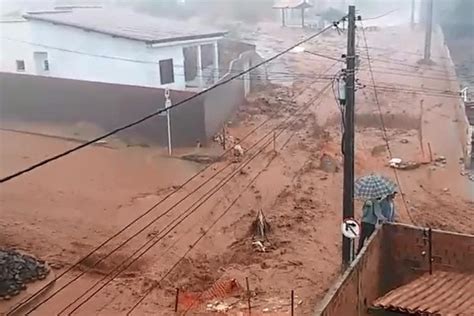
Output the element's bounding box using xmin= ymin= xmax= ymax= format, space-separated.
xmin=0 ymin=7 xmax=227 ymax=90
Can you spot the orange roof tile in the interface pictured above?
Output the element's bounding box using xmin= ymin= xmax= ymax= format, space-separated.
xmin=373 ymin=271 xmax=474 ymax=315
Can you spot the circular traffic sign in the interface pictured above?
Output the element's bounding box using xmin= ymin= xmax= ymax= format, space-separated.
xmin=341 ymin=218 xmax=360 ymax=239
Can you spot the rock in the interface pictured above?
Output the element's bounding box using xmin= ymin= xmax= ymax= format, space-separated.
xmin=260 ymin=262 xmax=270 ymax=269
xmin=319 ymin=154 xmax=339 ymax=173
xmin=434 ymin=156 xmax=447 ymax=164
xmin=0 ymin=249 xmax=50 ymax=299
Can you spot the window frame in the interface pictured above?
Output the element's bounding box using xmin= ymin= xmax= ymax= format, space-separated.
xmin=159 ymin=58 xmax=175 ymax=85
xmin=16 ymin=60 xmax=26 ymax=72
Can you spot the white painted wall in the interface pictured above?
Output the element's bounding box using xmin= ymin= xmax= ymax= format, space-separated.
xmin=0 ymin=19 xmax=220 ymax=90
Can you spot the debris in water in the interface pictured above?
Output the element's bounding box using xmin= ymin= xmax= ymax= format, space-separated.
xmin=251 ymin=209 xmax=271 ymax=242
xmin=252 ymin=240 xmax=266 ymax=252
xmin=389 ymin=158 xmax=420 ymax=170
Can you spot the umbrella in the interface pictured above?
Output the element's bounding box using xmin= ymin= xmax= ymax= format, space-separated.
xmin=354 ymin=174 xmax=397 ymax=200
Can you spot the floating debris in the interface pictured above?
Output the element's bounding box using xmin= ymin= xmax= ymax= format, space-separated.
xmin=251 ymin=209 xmax=271 ymax=242
xmin=389 ymin=158 xmax=421 ymax=170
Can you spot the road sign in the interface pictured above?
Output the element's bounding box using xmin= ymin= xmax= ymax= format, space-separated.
xmin=341 ymin=218 xmax=360 ymax=239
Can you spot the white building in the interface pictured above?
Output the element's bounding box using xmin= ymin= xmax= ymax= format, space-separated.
xmin=0 ymin=7 xmax=227 ymax=90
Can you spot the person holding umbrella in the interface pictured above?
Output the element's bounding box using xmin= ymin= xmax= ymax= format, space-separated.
xmin=354 ymin=174 xmax=397 ymax=254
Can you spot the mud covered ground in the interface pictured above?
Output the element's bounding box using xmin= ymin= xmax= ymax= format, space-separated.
xmin=1 ymin=24 xmax=473 ymax=316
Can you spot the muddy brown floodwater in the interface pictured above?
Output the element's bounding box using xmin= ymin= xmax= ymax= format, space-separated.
xmin=1 ymin=24 xmax=473 ymax=316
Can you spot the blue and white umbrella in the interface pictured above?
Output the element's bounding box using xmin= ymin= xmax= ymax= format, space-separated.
xmin=354 ymin=174 xmax=397 ymax=200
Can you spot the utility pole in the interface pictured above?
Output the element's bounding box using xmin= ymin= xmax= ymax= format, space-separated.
xmin=423 ymin=0 xmax=433 ymax=62
xmin=342 ymin=5 xmax=356 ymax=267
xmin=164 ymin=89 xmax=172 ymax=156
xmin=411 ymin=0 xmax=415 ymax=29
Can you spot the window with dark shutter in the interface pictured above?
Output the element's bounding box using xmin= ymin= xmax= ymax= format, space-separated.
xmin=16 ymin=60 xmax=25 ymax=71
xmin=159 ymin=59 xmax=174 ymax=85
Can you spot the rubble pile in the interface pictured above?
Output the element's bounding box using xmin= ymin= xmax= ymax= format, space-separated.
xmin=0 ymin=249 xmax=49 ymax=300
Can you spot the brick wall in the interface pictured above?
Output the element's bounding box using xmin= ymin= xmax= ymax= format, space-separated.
xmin=315 ymin=227 xmax=386 ymax=316
xmin=315 ymin=224 xmax=474 ymax=316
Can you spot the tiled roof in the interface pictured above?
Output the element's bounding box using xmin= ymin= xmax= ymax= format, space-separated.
xmin=372 ymin=271 xmax=474 ymax=315
xmin=23 ymin=8 xmax=227 ymax=44
xmin=273 ymin=0 xmax=313 ymax=9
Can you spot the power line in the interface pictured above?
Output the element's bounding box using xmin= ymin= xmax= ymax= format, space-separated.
xmin=370 ymin=85 xmax=461 ymax=99
xmin=359 ymin=21 xmax=416 ymax=225
xmin=360 ymin=9 xmax=400 ymax=21
xmin=0 ymin=19 xmax=345 ymax=184
xmin=0 ymin=35 xmax=338 ymax=76
xmin=18 ymin=66 xmax=339 ymax=315
xmin=127 ymin=145 xmax=277 ymax=315
xmin=59 ymin=134 xmax=274 ymax=315
xmin=11 ymin=59 xmax=340 ymax=315
xmin=73 ymin=82 xmax=333 ymax=316
xmin=359 ymin=68 xmax=470 ymax=83
xmin=56 ymin=82 xmax=327 ymax=314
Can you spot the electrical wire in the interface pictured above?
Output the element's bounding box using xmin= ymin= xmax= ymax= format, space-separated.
xmin=11 ymin=59 xmax=340 ymax=315
xmin=360 ymin=9 xmax=400 ymax=21
xmin=58 ymin=80 xmax=330 ymax=314
xmin=358 ymin=68 xmax=469 ymax=83
xmin=127 ymin=150 xmax=277 ymax=315
xmin=59 ymin=134 xmax=274 ymax=315
xmin=19 ymin=68 xmax=339 ymax=315
xmin=359 ymin=20 xmax=416 ymax=225
xmin=0 ymin=35 xmax=339 ymax=80
xmin=370 ymin=85 xmax=461 ymax=99
xmin=125 ymin=83 xmax=334 ymax=315
xmin=0 ymin=18 xmax=345 ymax=184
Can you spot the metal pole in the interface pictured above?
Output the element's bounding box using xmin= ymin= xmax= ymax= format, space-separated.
xmin=222 ymin=125 xmax=226 ymax=150
xmin=342 ymin=5 xmax=356 ymax=268
xmin=291 ymin=290 xmax=294 ymax=316
xmin=428 ymin=228 xmax=433 ymax=275
xmin=246 ymin=277 xmax=251 ymax=315
xmin=282 ymin=8 xmax=286 ymax=27
xmin=411 ymin=0 xmax=415 ymax=28
xmin=164 ymin=89 xmax=172 ymax=156
xmin=174 ymin=288 xmax=179 ymax=312
xmin=424 ymin=0 xmax=433 ymax=62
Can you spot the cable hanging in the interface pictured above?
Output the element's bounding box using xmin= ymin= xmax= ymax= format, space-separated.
xmin=56 ymin=82 xmax=333 ymax=316
xmin=358 ymin=20 xmax=416 ymax=225
xmin=0 ymin=18 xmax=346 ymax=184
xmin=13 ymin=63 xmax=340 ymax=315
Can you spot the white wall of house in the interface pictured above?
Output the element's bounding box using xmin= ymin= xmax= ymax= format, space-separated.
xmin=0 ymin=19 xmax=221 ymax=90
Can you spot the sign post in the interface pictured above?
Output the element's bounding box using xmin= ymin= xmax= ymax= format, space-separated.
xmin=159 ymin=89 xmax=173 ymax=156
xmin=165 ymin=89 xmax=172 ymax=156
xmin=341 ymin=218 xmax=360 ymax=262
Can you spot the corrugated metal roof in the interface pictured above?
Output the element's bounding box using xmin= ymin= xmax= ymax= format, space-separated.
xmin=273 ymin=0 xmax=312 ymax=9
xmin=373 ymin=271 xmax=474 ymax=315
xmin=23 ymin=8 xmax=227 ymax=44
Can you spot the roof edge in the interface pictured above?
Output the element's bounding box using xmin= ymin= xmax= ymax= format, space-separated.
xmin=23 ymin=13 xmax=227 ymax=44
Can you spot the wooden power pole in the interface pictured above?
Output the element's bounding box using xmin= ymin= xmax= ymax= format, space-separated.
xmin=342 ymin=5 xmax=356 ymax=267
xmin=424 ymin=0 xmax=434 ymax=62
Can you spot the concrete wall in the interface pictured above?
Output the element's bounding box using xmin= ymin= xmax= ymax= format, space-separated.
xmin=315 ymin=224 xmax=474 ymax=316
xmin=0 ymin=72 xmax=206 ymax=146
xmin=0 ymin=19 xmax=220 ymax=90
xmin=0 ymin=38 xmax=263 ymax=146
xmin=439 ymin=26 xmax=473 ymax=169
xmin=218 ymin=39 xmax=256 ymax=77
xmin=203 ymin=49 xmax=265 ymax=139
